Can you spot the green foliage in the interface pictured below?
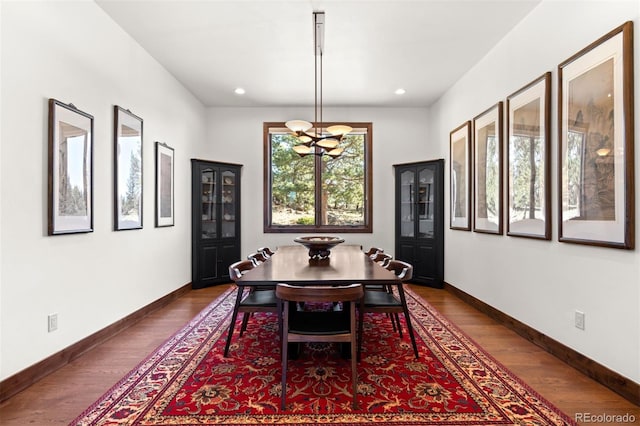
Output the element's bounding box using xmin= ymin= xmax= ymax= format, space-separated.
xmin=270 ymin=132 xmax=366 ymax=225
xmin=510 ymin=135 xmax=543 ymax=219
xmin=296 ymin=216 xmax=314 ymax=225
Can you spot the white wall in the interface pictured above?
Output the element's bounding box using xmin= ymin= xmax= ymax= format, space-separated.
xmin=205 ymin=107 xmax=434 ymax=257
xmin=2 ymin=0 xmax=638 ymax=388
xmin=430 ymin=0 xmax=640 ymax=382
xmin=0 ymin=1 xmax=207 ymax=379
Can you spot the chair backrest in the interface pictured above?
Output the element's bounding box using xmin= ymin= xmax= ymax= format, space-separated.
xmin=371 ymin=252 xmax=392 ymax=267
xmin=386 ymin=260 xmax=413 ymax=281
xmin=364 ymin=247 xmax=383 ymax=257
xmin=229 ymin=259 xmax=255 ymax=281
xmin=276 ymin=283 xmax=363 ymax=304
xmin=258 ymin=247 xmax=275 ymax=258
xmin=248 ymin=252 xmax=268 ymax=266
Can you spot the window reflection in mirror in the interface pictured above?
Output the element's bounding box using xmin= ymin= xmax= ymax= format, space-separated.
xmin=59 ymin=122 xmax=89 ymax=216
xmin=565 ymin=58 xmax=615 ymax=222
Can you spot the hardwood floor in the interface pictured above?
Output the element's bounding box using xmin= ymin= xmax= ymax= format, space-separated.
xmin=0 ymin=284 xmax=638 ymax=425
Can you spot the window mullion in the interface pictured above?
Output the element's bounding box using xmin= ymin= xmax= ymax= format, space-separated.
xmin=314 ymin=153 xmax=323 ymax=226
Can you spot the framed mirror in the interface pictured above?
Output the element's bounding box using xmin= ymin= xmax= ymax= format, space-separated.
xmin=473 ymin=102 xmax=503 ymax=235
xmin=155 ymin=142 xmax=175 ymax=227
xmin=506 ymin=73 xmax=551 ymax=240
xmin=114 ymin=106 xmax=143 ymax=230
xmin=450 ymin=121 xmax=471 ymax=231
xmin=48 ymin=99 xmax=94 ymax=235
xmin=558 ymin=21 xmax=634 ymax=249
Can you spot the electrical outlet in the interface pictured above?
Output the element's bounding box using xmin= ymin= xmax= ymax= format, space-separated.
xmin=574 ymin=310 xmax=585 ymax=330
xmin=48 ymin=313 xmax=58 ymax=332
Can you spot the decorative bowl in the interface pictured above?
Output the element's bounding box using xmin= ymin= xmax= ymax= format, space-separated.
xmin=294 ymin=236 xmax=345 ymax=260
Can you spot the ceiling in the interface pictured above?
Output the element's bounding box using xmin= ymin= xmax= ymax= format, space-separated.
xmin=96 ymin=0 xmax=540 ymax=108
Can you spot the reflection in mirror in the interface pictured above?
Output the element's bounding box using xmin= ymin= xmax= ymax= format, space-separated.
xmin=450 ymin=122 xmax=470 ymax=230
xmin=59 ymin=122 xmax=89 ymax=216
xmin=477 ymin=123 xmax=499 ymax=224
xmin=507 ymin=73 xmax=550 ymax=239
xmin=510 ymin=102 xmax=544 ymax=230
xmin=115 ymin=106 xmax=143 ymax=230
xmin=565 ymin=59 xmax=615 ymax=222
xmin=473 ymin=102 xmax=502 ymax=234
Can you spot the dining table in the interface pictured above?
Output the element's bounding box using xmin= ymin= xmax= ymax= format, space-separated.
xmin=235 ymin=244 xmax=400 ymax=286
xmin=235 ymin=243 xmax=400 ymax=359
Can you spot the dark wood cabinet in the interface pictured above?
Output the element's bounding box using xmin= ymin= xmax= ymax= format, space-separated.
xmin=394 ymin=159 xmax=444 ymax=288
xmin=191 ymin=159 xmax=242 ymax=289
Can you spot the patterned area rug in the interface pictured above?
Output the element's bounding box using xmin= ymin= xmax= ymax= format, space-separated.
xmin=71 ymin=287 xmax=575 ymax=425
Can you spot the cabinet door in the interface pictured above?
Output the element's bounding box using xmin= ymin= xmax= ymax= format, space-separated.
xmin=199 ymin=166 xmax=218 ymax=240
xmin=220 ymin=167 xmax=239 ymax=239
xmin=196 ymin=244 xmax=219 ymax=287
xmin=398 ymin=168 xmax=416 ymax=238
xmin=416 ymin=165 xmax=435 ymax=239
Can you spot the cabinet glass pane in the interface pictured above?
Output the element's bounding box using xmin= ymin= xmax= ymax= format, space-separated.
xmin=400 ymin=170 xmax=414 ymax=237
xmin=418 ymin=167 xmax=434 ymax=238
xmin=201 ymin=168 xmax=217 ymax=239
xmin=221 ymin=170 xmax=236 ymax=238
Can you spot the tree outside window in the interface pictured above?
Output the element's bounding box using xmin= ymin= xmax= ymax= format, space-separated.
xmin=263 ymin=122 xmax=372 ymax=233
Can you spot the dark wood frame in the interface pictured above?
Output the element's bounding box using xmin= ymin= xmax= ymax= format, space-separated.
xmin=449 ymin=121 xmax=472 ymax=231
xmin=155 ymin=142 xmax=175 ymax=227
xmin=262 ymin=122 xmax=373 ymax=233
xmin=506 ymin=73 xmax=551 ymax=240
xmin=557 ymin=21 xmax=634 ymax=249
xmin=114 ymin=106 xmax=143 ymax=231
xmin=473 ymin=102 xmax=503 ymax=235
xmin=47 ymin=99 xmax=94 ymax=235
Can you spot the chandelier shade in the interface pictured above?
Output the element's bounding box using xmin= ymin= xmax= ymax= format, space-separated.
xmin=286 ymin=12 xmax=351 ymax=158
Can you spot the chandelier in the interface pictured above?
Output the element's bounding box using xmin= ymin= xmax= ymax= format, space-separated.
xmin=285 ymin=11 xmax=352 ymax=158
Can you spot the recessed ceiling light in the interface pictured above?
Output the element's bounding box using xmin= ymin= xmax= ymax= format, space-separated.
xmin=394 ymin=88 xmax=406 ymax=95
xmin=234 ymin=87 xmax=246 ymax=95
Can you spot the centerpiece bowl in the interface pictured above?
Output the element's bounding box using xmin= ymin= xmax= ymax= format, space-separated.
xmin=294 ymin=236 xmax=345 ymax=260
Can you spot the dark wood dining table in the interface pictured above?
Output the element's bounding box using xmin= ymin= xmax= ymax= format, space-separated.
xmin=236 ymin=244 xmax=399 ymax=359
xmin=235 ymin=244 xmax=400 ymax=286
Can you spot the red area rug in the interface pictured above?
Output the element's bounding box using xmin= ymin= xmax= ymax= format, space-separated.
xmin=71 ymin=287 xmax=575 ymax=425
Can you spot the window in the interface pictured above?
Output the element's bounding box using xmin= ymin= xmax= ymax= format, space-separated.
xmin=263 ymin=122 xmax=372 ymax=233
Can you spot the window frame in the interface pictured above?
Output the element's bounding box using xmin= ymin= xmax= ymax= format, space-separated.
xmin=263 ymin=122 xmax=373 ymax=233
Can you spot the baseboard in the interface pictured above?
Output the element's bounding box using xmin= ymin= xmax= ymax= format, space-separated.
xmin=443 ymin=282 xmax=640 ymax=406
xmin=0 ymin=283 xmax=192 ymax=404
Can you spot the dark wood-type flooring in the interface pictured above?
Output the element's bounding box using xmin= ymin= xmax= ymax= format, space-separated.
xmin=0 ymin=284 xmax=638 ymax=425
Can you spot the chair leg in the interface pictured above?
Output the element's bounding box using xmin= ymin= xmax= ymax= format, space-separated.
xmin=224 ymin=286 xmax=244 ymax=357
xmin=394 ymin=313 xmax=403 ymax=337
xmin=397 ymin=285 xmax=419 ymax=359
xmin=388 ymin=313 xmax=397 ymax=332
xmin=280 ymin=303 xmax=289 ymax=410
xmin=239 ymin=312 xmax=250 ymax=336
xmin=350 ymin=304 xmax=358 ymax=409
xmin=357 ymin=304 xmax=364 ymax=361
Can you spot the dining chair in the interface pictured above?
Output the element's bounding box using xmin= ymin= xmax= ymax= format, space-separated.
xmin=358 ymin=260 xmax=419 ymax=360
xmin=248 ymin=251 xmax=268 ymax=266
xmin=276 ymin=283 xmax=364 ymax=410
xmin=258 ymin=247 xmax=275 ymax=258
xmin=224 ymin=259 xmax=278 ymax=357
xmin=365 ymin=251 xmax=393 ymax=292
xmin=364 ymin=247 xmax=383 ymax=258
xmin=370 ymin=251 xmax=392 ymax=268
